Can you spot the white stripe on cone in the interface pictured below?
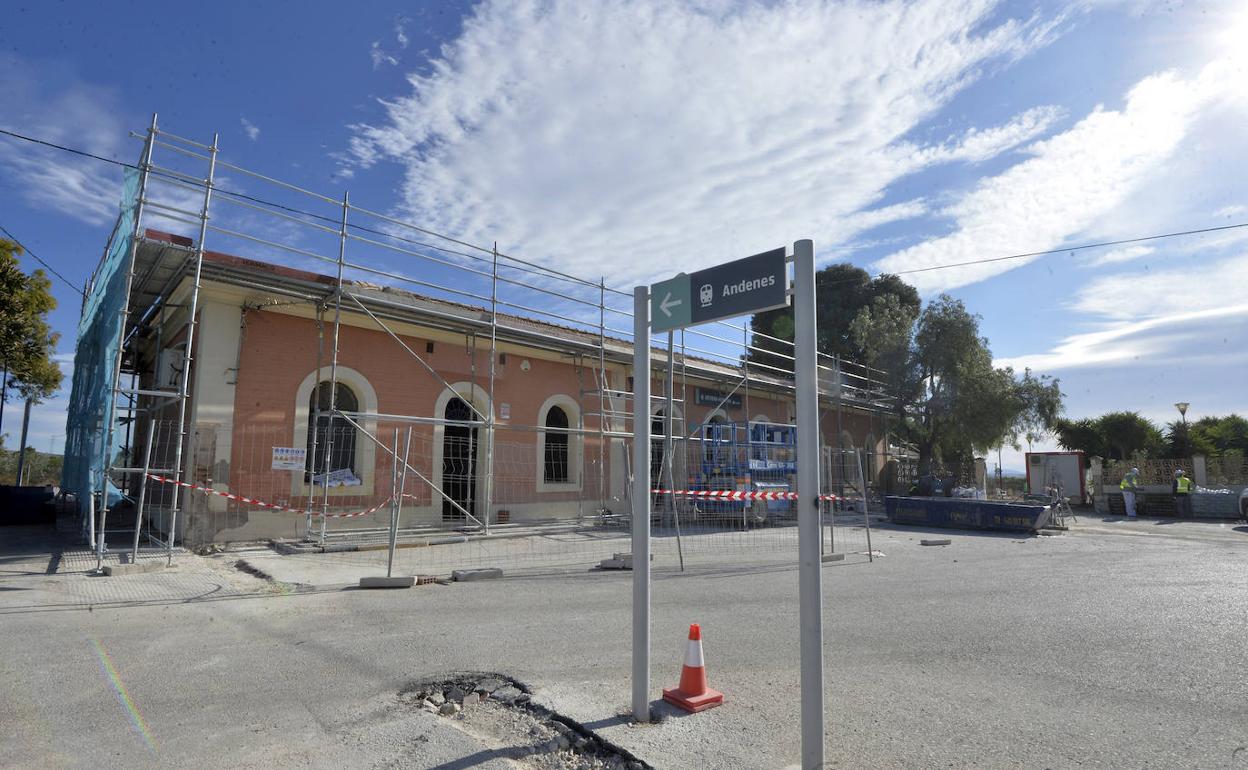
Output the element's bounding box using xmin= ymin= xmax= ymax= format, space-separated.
xmin=684 ymin=637 xmax=705 ymax=668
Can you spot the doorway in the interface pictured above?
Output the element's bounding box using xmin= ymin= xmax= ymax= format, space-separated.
xmin=442 ymin=397 xmax=478 ymax=521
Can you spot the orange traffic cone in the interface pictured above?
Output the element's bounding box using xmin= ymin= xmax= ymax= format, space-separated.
xmin=662 ymin=623 xmax=724 ymax=712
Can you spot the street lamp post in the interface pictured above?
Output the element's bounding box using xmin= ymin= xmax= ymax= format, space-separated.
xmin=1175 ymin=402 xmax=1191 ymax=458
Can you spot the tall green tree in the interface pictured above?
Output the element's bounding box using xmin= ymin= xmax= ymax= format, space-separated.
xmin=903 ymin=296 xmax=1061 ymax=470
xmin=1055 ymin=411 xmax=1163 ymax=459
xmin=1190 ymin=414 xmax=1248 ymax=457
xmin=747 ymin=263 xmax=920 ymax=373
xmin=0 ymin=239 xmax=61 ymax=404
xmin=748 ymin=270 xmax=1062 ymax=471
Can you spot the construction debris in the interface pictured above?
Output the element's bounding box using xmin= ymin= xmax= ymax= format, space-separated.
xmin=402 ymin=675 xmax=650 ymax=769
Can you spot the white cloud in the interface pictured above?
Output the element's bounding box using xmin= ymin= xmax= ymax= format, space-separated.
xmin=1083 ymin=244 xmax=1153 ymax=267
xmin=395 ymin=16 xmax=410 ymax=49
xmin=344 ymin=0 xmax=1057 ymax=288
xmin=919 ymin=105 xmax=1064 ymax=164
xmin=996 ymin=251 xmax=1248 ymax=372
xmin=0 ymin=53 xmax=128 ymax=226
xmin=997 ymin=303 xmax=1248 ymax=372
xmin=370 ymin=41 xmax=399 ymax=69
xmin=1072 ymin=251 xmax=1248 ymax=320
xmin=240 ymin=117 xmax=261 ymax=141
xmin=1214 ymin=204 xmax=1246 ymax=219
xmin=873 ymin=54 xmax=1243 ymax=293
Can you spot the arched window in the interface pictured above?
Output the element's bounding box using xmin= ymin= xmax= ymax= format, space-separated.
xmin=306 ymin=382 xmax=359 ymax=480
xmin=543 ymin=405 xmax=570 ymax=483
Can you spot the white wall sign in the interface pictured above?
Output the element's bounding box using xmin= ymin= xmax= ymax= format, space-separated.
xmin=271 ymin=446 xmax=307 ymax=471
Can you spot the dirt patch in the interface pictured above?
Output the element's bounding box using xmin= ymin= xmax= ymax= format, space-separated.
xmin=402 ymin=674 xmax=649 ymax=770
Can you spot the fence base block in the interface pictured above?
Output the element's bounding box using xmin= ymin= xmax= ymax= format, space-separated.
xmin=358 ymin=576 xmax=416 ymax=589
xmin=452 ymin=568 xmax=503 ymax=582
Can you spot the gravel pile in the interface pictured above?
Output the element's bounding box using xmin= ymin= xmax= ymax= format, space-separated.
xmin=402 ymin=675 xmax=648 ymax=770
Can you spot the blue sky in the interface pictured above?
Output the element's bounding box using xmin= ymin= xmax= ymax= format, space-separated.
xmin=1 ymin=0 xmax=1245 ymax=471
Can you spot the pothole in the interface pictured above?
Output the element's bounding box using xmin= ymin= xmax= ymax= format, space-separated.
xmin=401 ymin=674 xmax=650 ymax=770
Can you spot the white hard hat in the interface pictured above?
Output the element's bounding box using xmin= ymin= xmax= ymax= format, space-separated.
xmin=1130 ymin=467 xmax=1139 ymax=474
xmin=1175 ymin=468 xmax=1184 ymax=475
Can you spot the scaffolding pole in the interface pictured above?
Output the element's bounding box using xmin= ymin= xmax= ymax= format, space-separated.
xmin=94 ymin=114 xmax=156 ymax=571
xmin=318 ymin=191 xmax=349 ymax=545
xmin=483 ymin=244 xmax=499 ymax=535
xmin=130 ymin=418 xmax=155 ymax=562
xmin=306 ymin=305 xmax=324 ymax=538
xmin=165 ymin=129 xmax=217 ymax=565
xmin=598 ymin=278 xmax=607 ymax=511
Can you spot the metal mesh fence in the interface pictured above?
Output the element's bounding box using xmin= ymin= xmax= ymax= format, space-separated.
xmin=128 ymin=414 xmax=880 ymax=574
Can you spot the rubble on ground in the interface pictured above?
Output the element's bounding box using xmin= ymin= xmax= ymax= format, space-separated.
xmin=401 ymin=675 xmax=648 ymax=770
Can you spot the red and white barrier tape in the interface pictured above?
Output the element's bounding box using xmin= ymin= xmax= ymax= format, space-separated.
xmin=144 ymin=473 xmax=390 ymax=518
xmin=651 ymin=488 xmax=839 ymax=502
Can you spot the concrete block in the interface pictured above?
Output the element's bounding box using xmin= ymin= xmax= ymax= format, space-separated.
xmin=452 ymin=568 xmax=503 ymax=582
xmin=920 ymin=539 xmax=952 ymax=546
xmin=102 ymin=561 xmax=166 ymax=576
xmin=358 ymin=576 xmax=416 ymax=589
xmin=820 ymin=553 xmax=845 ymax=563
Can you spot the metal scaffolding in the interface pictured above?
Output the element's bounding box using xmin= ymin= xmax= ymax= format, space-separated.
xmin=65 ymin=117 xmax=899 ymax=565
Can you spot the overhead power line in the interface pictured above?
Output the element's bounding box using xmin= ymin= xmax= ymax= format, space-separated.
xmin=3 ymin=126 xmax=1245 ymax=310
xmin=0 ymin=222 xmax=86 ymax=297
xmin=882 ymin=223 xmax=1248 ymax=280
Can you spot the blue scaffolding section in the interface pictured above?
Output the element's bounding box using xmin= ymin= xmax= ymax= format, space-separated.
xmin=689 ymin=420 xmax=797 ymax=524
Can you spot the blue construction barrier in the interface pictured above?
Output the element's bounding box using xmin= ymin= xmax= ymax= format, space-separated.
xmin=884 ymin=496 xmax=1051 ymax=533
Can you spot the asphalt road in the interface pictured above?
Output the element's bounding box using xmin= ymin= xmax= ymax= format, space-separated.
xmin=2 ymin=517 xmax=1246 ymax=769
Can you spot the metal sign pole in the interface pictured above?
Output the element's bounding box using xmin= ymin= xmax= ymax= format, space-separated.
xmin=793 ymin=238 xmax=825 ymax=768
xmin=632 ymin=286 xmax=652 ymax=723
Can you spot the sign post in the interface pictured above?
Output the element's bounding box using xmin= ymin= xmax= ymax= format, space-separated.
xmin=792 ymin=239 xmax=824 ymax=768
xmin=633 ymin=242 xmax=821 ymax=767
xmin=632 ymin=285 xmax=652 ymax=723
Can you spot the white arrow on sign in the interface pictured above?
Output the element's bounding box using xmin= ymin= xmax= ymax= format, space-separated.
xmin=660 ymin=292 xmax=683 ymax=318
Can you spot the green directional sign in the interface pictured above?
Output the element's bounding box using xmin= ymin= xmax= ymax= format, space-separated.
xmin=650 ymin=247 xmax=787 ymax=333
xmin=650 ymin=273 xmax=691 ymax=333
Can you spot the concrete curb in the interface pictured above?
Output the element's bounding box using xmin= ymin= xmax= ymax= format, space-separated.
xmin=920 ymin=539 xmax=952 ymax=546
xmin=103 ymin=561 xmax=167 ymax=576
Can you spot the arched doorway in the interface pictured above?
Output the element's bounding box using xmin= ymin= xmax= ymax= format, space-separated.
xmin=442 ymin=397 xmax=478 ymax=521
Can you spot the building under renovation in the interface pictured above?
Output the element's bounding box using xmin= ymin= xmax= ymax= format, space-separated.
xmin=63 ymin=121 xmax=896 ymax=558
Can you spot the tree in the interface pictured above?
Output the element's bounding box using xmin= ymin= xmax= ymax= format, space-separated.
xmin=1054 ymin=418 xmax=1106 ymax=459
xmin=1190 ymin=414 xmax=1248 ymax=457
xmin=902 ymin=296 xmax=1061 ymax=471
xmin=748 ymin=263 xmax=920 ymax=373
xmin=1055 ymin=411 xmax=1162 ymax=460
xmin=1164 ymin=420 xmax=1214 ymax=459
xmin=0 ymin=239 xmax=62 ymax=403
xmin=748 ymin=271 xmax=1063 ymax=472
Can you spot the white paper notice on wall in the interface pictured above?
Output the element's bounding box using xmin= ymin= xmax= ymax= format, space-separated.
xmin=271 ymin=447 xmax=307 ymax=471
xmin=500 ymin=403 xmax=511 ymax=420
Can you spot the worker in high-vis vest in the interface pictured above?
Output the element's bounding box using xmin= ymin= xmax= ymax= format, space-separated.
xmin=1120 ymin=467 xmax=1141 ymax=519
xmin=1172 ymin=468 xmax=1193 ymax=517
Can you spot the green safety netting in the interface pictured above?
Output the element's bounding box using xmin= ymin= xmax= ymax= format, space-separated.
xmin=62 ymin=167 xmax=141 ymax=512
